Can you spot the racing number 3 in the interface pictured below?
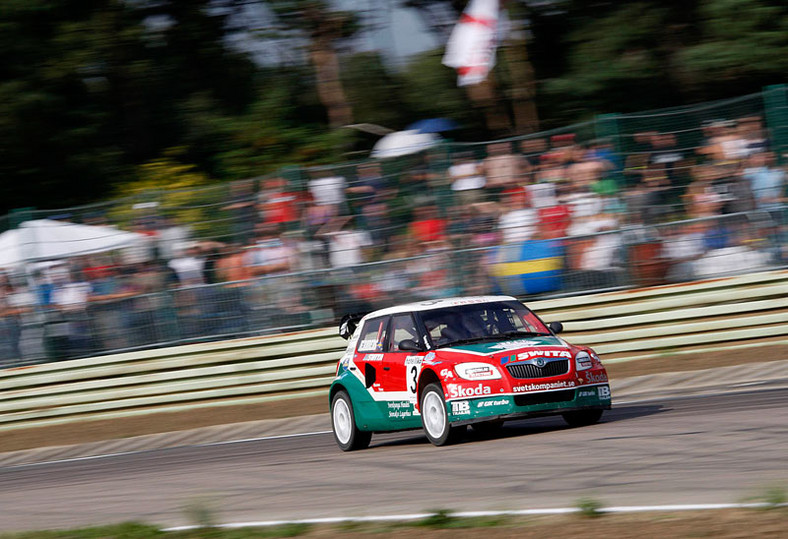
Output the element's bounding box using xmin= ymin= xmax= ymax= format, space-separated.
xmin=405 ymin=358 xmax=423 ymax=400
xmin=409 ymin=366 xmax=418 ymax=393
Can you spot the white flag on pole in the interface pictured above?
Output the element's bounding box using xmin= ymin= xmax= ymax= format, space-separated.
xmin=442 ymin=0 xmax=503 ymax=86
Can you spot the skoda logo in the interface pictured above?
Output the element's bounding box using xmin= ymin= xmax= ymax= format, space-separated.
xmin=535 ymin=358 xmax=546 ymax=368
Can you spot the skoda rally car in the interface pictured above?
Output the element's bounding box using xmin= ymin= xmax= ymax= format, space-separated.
xmin=329 ymin=296 xmax=611 ymax=450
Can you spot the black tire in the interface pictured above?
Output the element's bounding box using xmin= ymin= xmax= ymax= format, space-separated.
xmin=471 ymin=420 xmax=504 ymax=437
xmin=330 ymin=390 xmax=372 ymax=451
xmin=562 ymin=409 xmax=603 ymax=427
xmin=420 ymin=383 xmax=467 ymax=446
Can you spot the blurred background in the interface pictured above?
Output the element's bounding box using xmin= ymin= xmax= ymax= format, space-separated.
xmin=0 ymin=0 xmax=785 ymax=366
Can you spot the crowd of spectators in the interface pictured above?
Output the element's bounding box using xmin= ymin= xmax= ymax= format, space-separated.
xmin=0 ymin=115 xmax=785 ymax=365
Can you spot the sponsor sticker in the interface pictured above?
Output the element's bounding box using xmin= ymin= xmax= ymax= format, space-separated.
xmin=476 ymin=399 xmax=509 ymax=408
xmin=577 ymin=390 xmax=596 ymax=398
xmin=598 ymin=385 xmax=611 ymax=400
xmin=405 ymin=356 xmax=423 ymax=366
xmin=387 ymin=400 xmax=413 ymax=419
xmin=424 ymin=351 xmax=437 ymax=363
xmin=512 ymin=380 xmax=575 ymax=393
xmin=364 ymin=354 xmax=384 ymax=362
xmin=448 ymin=383 xmax=492 ymax=399
xmin=516 ymin=350 xmax=572 ymax=362
xmin=450 ymin=401 xmax=470 ymax=415
xmin=583 ymin=371 xmax=609 ymax=384
xmin=440 ymin=368 xmax=455 ymax=379
xmin=358 ymin=339 xmax=380 ymax=352
xmin=499 ymin=354 xmax=517 ymax=366
xmin=491 ymin=340 xmax=543 ymax=351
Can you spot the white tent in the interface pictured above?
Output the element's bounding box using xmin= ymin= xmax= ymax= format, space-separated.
xmin=0 ymin=219 xmax=146 ymax=268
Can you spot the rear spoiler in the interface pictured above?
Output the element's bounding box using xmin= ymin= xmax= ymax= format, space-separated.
xmin=338 ymin=312 xmax=369 ymax=340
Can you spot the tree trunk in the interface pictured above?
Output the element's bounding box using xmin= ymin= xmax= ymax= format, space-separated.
xmin=310 ymin=38 xmax=353 ymax=129
xmin=502 ymin=36 xmax=539 ymax=134
xmin=465 ymin=71 xmax=512 ymax=134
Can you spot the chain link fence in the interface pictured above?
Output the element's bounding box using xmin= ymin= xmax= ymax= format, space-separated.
xmin=1 ymin=86 xmax=786 ymax=367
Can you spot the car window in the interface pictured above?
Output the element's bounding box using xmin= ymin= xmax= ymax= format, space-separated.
xmin=388 ymin=314 xmax=418 ymax=352
xmin=421 ymin=301 xmax=549 ymax=346
xmin=357 ymin=317 xmax=389 ymax=352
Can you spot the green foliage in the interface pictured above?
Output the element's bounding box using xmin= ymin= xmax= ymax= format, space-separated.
xmin=544 ymin=0 xmax=788 ymax=117
xmin=400 ymin=50 xmax=486 ymax=137
xmin=575 ymin=497 xmax=604 ymax=518
xmin=743 ymin=485 xmax=787 ymax=510
xmin=676 ymin=0 xmax=788 ymax=88
xmin=416 ymin=509 xmax=456 ymax=527
xmin=0 ymin=521 xmax=164 ymax=539
xmin=0 ymin=0 xmax=256 ymax=214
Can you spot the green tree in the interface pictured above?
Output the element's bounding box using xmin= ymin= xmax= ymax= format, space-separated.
xmin=676 ymin=0 xmax=788 ymax=96
xmin=265 ymin=1 xmax=361 ymax=128
xmin=0 ymin=0 xmax=258 ymax=214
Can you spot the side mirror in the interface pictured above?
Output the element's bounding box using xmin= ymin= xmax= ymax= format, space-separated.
xmin=549 ymin=321 xmax=564 ymax=334
xmin=398 ymin=338 xmax=423 ymax=351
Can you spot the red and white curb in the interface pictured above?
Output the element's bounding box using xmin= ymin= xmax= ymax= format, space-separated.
xmin=162 ymin=503 xmax=788 ymax=531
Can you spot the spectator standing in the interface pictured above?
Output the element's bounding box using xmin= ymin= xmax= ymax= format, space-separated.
xmin=246 ymin=224 xmax=294 ymax=276
xmin=156 ymin=217 xmax=191 ymax=262
xmin=409 ymin=205 xmax=447 ymax=245
xmin=222 ymin=179 xmax=258 ymax=246
xmin=168 ymin=243 xmax=206 ymax=285
xmin=308 ymin=170 xmax=346 ymax=216
xmin=448 ymin=153 xmax=486 ymax=205
xmin=321 ymin=217 xmax=372 ymax=269
xmin=744 ymin=151 xmax=785 ymax=211
xmin=520 ymin=137 xmax=548 ymax=170
xmin=50 ymin=267 xmax=93 ymax=359
xmin=258 ymin=177 xmax=300 ymax=228
xmin=0 ymin=275 xmax=26 ymax=364
xmin=498 ymin=189 xmax=538 ymax=244
xmin=483 ymin=142 xmax=527 ymax=195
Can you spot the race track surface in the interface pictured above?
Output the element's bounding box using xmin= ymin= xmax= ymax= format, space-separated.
xmin=1 ymin=389 xmax=787 ymax=532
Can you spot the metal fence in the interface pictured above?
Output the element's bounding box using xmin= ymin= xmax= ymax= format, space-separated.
xmin=1 ymin=86 xmax=786 ymax=367
xmin=0 ymin=206 xmax=785 ymax=367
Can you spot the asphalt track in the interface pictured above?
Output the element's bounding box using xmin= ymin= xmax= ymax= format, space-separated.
xmin=1 ymin=389 xmax=787 ymax=532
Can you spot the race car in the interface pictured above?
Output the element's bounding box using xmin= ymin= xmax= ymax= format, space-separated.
xmin=329 ymin=296 xmax=611 ymax=450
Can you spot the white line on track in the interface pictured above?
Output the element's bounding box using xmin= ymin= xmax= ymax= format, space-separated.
xmin=162 ymin=503 xmax=788 ymax=531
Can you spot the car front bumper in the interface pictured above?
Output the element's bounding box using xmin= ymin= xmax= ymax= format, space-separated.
xmin=447 ymin=384 xmax=612 ymax=425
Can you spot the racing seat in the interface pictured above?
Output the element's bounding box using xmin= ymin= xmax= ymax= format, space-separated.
xmin=439 ymin=326 xmax=466 ymax=345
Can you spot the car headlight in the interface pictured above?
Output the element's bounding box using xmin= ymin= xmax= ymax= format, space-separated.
xmin=575 ymin=352 xmax=593 ymax=371
xmin=454 ymin=362 xmax=502 ymax=380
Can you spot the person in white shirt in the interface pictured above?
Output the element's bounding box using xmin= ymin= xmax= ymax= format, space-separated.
xmin=168 ymin=244 xmax=206 ymax=285
xmin=498 ymin=190 xmax=538 ymax=244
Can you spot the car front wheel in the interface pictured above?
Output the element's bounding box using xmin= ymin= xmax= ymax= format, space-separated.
xmin=562 ymin=409 xmax=603 ymax=427
xmin=420 ymin=383 xmax=466 ymax=446
xmin=331 ymin=390 xmax=372 ymax=451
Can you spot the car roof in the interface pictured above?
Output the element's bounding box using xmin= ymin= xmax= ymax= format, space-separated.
xmin=363 ymin=295 xmax=520 ymax=320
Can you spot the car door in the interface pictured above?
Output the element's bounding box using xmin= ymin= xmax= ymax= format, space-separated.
xmin=383 ymin=313 xmax=425 ymax=406
xmin=354 ymin=316 xmax=390 ymax=395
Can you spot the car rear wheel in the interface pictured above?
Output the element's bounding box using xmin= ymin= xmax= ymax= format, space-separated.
xmin=420 ymin=383 xmax=466 ymax=446
xmin=562 ymin=409 xmax=603 ymax=427
xmin=331 ymin=390 xmax=372 ymax=451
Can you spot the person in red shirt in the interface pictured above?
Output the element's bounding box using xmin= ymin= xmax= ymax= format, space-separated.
xmin=409 ymin=205 xmax=447 ymax=244
xmin=258 ymin=177 xmax=300 ymax=227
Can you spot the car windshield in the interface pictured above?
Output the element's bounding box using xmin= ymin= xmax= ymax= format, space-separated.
xmin=420 ymin=301 xmax=550 ymax=348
